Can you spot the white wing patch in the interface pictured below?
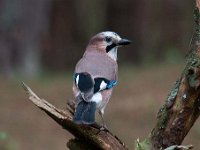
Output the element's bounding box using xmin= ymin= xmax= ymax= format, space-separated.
xmin=75 ymin=75 xmax=79 ymax=86
xmin=100 ymin=81 xmax=107 ymax=91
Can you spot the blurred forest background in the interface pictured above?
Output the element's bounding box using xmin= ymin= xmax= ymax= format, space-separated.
xmin=1 ymin=0 xmax=200 ymax=150
xmin=0 ymin=0 xmax=194 ymax=77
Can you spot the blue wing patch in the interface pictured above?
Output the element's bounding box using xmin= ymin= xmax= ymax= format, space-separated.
xmin=94 ymin=78 xmax=117 ymax=93
xmin=106 ymin=80 xmax=117 ymax=89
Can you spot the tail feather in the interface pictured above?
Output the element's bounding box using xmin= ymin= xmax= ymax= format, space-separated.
xmin=82 ymin=102 xmax=96 ymax=124
xmin=73 ymin=100 xmax=85 ymax=124
xmin=73 ymin=101 xmax=96 ymax=124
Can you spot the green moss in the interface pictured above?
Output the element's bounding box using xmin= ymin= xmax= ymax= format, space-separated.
xmin=188 ymin=73 xmax=196 ymax=87
xmin=187 ymin=56 xmax=199 ymax=67
xmin=194 ymin=7 xmax=200 ymax=22
xmin=166 ymin=87 xmax=179 ymax=105
xmin=156 ymin=80 xmax=180 ymax=130
xmin=164 ymin=81 xmax=180 ymax=109
xmin=185 ymin=59 xmax=200 ymax=88
xmin=185 ymin=55 xmax=200 ymax=88
xmin=157 ymin=106 xmax=170 ymax=129
xmin=134 ymin=138 xmax=151 ymax=150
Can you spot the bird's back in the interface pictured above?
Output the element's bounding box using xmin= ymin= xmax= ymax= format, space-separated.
xmin=75 ymin=51 xmax=118 ymax=80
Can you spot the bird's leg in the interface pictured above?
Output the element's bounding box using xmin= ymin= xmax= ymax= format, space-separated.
xmin=98 ymin=110 xmax=108 ymax=131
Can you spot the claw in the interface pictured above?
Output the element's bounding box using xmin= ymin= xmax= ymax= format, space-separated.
xmin=100 ymin=125 xmax=109 ymax=132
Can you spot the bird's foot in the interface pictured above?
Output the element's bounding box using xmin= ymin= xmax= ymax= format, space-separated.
xmin=91 ymin=123 xmax=101 ymax=129
xmin=100 ymin=124 xmax=109 ymax=132
xmin=91 ymin=123 xmax=109 ymax=132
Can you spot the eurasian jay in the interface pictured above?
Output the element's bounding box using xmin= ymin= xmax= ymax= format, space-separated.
xmin=72 ymin=31 xmax=131 ymax=129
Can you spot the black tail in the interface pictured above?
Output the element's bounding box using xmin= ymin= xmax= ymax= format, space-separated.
xmin=73 ymin=101 xmax=96 ymax=124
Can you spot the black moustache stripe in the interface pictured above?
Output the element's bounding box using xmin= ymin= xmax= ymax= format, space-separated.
xmin=106 ymin=43 xmax=117 ymax=53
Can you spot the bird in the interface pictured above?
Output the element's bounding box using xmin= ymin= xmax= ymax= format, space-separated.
xmin=72 ymin=31 xmax=131 ymax=129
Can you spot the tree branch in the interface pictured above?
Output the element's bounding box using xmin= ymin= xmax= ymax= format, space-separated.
xmin=22 ymin=82 xmax=127 ymax=150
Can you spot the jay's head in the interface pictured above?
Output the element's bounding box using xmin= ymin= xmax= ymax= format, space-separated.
xmin=87 ymin=31 xmax=131 ymax=60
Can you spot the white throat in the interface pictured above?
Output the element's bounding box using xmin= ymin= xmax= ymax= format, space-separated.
xmin=107 ymin=47 xmax=118 ymax=61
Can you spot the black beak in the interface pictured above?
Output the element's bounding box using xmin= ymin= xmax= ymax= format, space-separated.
xmin=117 ymin=39 xmax=131 ymax=46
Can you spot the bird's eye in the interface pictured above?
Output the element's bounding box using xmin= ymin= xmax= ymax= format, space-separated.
xmin=105 ymin=36 xmax=112 ymax=43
